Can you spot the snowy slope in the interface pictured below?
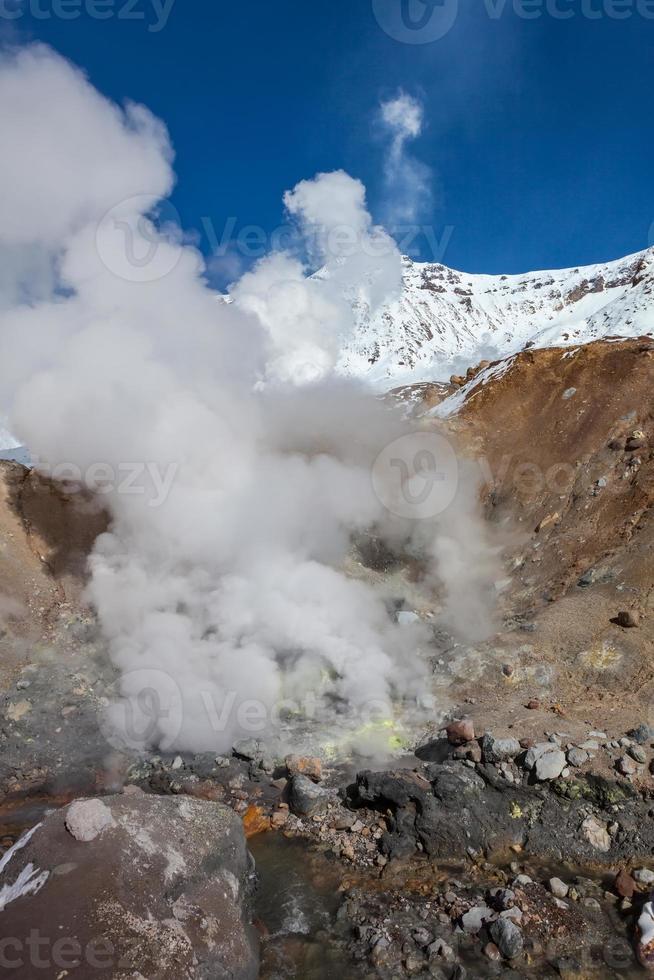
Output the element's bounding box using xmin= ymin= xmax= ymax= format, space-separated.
xmin=0 ymin=423 xmax=19 ymax=451
xmin=338 ymin=247 xmax=654 ymax=388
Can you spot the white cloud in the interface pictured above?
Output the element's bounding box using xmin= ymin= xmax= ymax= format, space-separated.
xmin=378 ymin=91 xmax=433 ymax=227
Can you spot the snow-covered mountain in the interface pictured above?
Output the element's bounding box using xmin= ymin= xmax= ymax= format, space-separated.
xmin=338 ymin=247 xmax=654 ymax=388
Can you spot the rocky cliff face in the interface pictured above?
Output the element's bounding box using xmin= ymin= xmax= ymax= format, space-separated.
xmin=338 ymin=247 xmax=654 ymax=388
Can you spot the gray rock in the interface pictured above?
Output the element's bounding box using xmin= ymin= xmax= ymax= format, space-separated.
xmin=617 ymin=755 xmax=637 ymax=776
xmin=628 ymin=724 xmax=654 ymax=745
xmin=567 ymin=747 xmax=589 ymax=768
xmin=628 ymin=745 xmax=647 ymax=764
xmin=501 ymin=907 xmax=523 ymax=923
xmin=65 ymin=798 xmax=114 ymax=842
xmin=634 ymin=868 xmax=654 ymax=886
xmin=232 ymin=738 xmax=262 ymax=762
xmin=535 ymin=750 xmax=566 ymax=781
xmin=428 ymin=939 xmax=456 ymax=963
xmin=288 ymin=774 xmax=332 ymax=816
xmin=489 ymin=887 xmax=515 ymax=910
xmin=481 ymin=734 xmax=521 ymax=763
xmin=549 ymin=877 xmax=569 ymax=898
xmin=490 ymin=917 xmax=523 ymax=959
xmin=524 ymin=742 xmax=557 ymax=769
xmin=461 ymin=905 xmax=491 ymax=933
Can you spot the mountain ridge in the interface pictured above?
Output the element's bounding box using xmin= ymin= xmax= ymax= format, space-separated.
xmin=338 ymin=245 xmax=654 ymax=388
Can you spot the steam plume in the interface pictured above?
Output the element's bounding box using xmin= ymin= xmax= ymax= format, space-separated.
xmin=0 ymin=45 xmax=498 ymax=754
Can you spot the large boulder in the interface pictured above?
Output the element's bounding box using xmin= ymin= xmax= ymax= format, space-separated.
xmin=0 ymin=791 xmax=259 ymax=979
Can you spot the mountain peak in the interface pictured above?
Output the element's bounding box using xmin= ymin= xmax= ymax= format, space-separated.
xmin=338 ymin=247 xmax=654 ymax=388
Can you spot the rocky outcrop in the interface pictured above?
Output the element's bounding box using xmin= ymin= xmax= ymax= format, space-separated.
xmin=0 ymin=792 xmax=259 ymax=979
xmin=348 ymin=756 xmax=654 ymax=867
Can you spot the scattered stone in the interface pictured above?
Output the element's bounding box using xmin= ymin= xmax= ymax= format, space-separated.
xmin=413 ymin=927 xmax=433 ymax=947
xmin=581 ymin=815 xmax=611 ymax=853
xmin=614 ymin=869 xmax=636 ymax=898
xmin=285 ymin=754 xmax=322 ymax=782
xmin=65 ymin=799 xmax=114 ymax=842
xmin=567 ymin=747 xmax=588 ymax=768
xmin=536 ymin=512 xmax=560 ymax=533
xmin=562 ymin=387 xmax=577 ymax=400
xmin=629 ymin=745 xmax=647 ymax=764
xmin=484 ymin=942 xmax=501 ymax=961
xmin=446 ymin=718 xmax=475 ymax=745
xmin=634 ymin=868 xmax=654 ymax=886
xmin=535 ymin=750 xmax=566 ymax=781
xmin=461 ymin=905 xmax=491 ymax=933
xmin=616 ymin=610 xmax=640 ymax=628
xmin=232 ymin=738 xmax=262 ymax=762
xmin=578 ymin=740 xmax=599 ymax=752
xmin=617 ymin=755 xmax=637 ymax=776
xmin=481 ymin=733 xmax=521 ymax=763
xmin=502 ymin=664 xmax=514 ymax=677
xmin=6 ymin=699 xmax=32 ymax=722
xmin=629 ymin=724 xmax=654 ymax=744
xmin=271 ymin=809 xmax=289 ymax=829
xmin=288 ymin=774 xmax=332 ymax=816
xmin=490 ymin=917 xmax=523 ymax=959
xmin=526 ymin=698 xmax=541 ymax=710
xmin=489 ymin=888 xmax=515 ymax=911
xmin=524 ymin=742 xmax=555 ymax=769
xmin=549 ymin=877 xmax=569 ymax=899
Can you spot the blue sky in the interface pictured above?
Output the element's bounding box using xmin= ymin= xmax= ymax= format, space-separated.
xmin=4 ymin=0 xmax=654 ymax=280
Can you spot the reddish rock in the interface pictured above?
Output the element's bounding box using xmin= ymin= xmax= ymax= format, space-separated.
xmin=615 ymin=869 xmax=636 ymax=899
xmin=526 ymin=699 xmax=541 ymax=710
xmin=285 ymin=754 xmax=323 ymax=782
xmin=243 ymin=804 xmax=271 ymax=837
xmin=446 ymin=718 xmax=475 ymax=745
xmin=484 ymin=942 xmax=502 ymax=962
